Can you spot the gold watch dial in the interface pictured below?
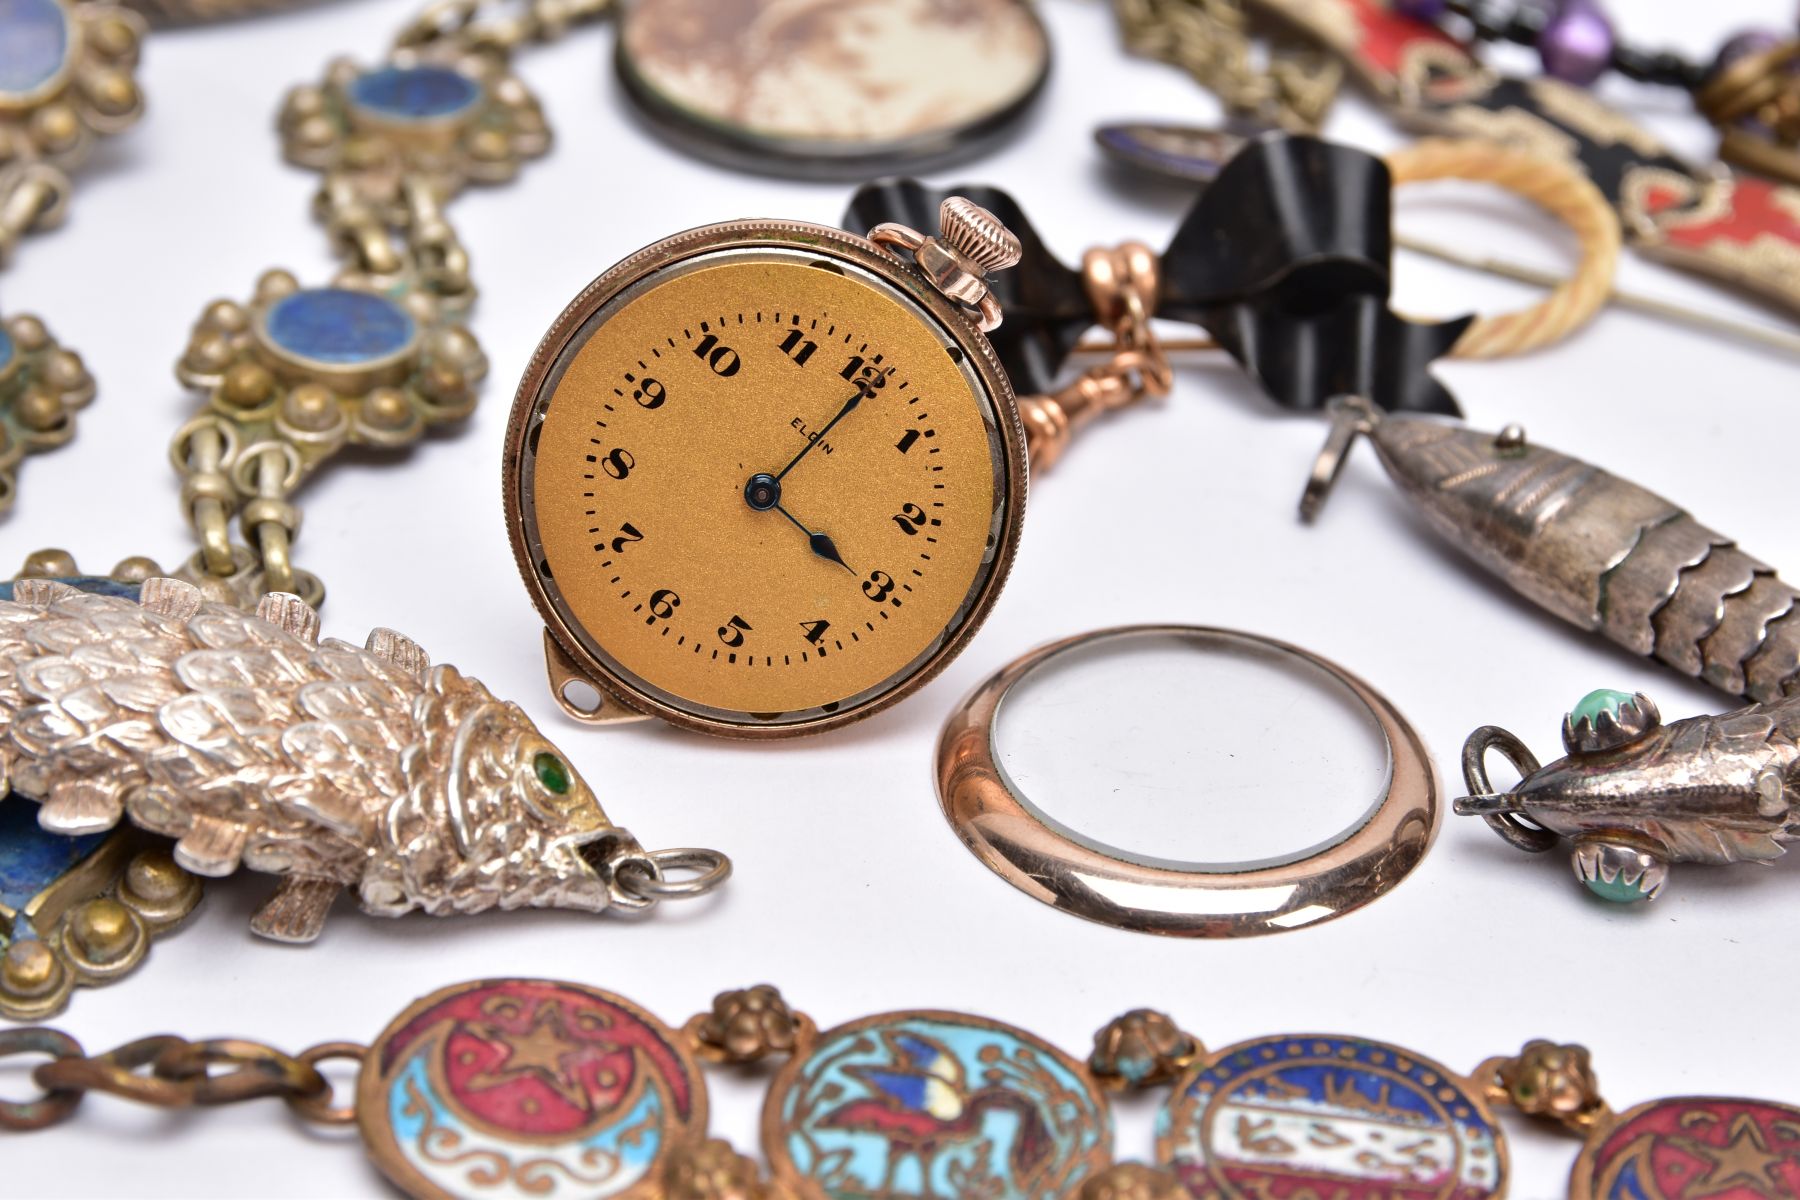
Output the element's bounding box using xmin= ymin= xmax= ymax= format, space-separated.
xmin=511 ymin=233 xmax=1021 ymax=734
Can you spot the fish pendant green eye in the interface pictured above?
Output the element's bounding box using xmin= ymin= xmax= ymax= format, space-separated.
xmin=533 ymin=752 xmax=570 ymax=794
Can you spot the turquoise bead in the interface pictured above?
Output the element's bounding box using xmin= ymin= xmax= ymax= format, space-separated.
xmin=1583 ymin=872 xmax=1653 ymax=904
xmin=263 ymin=288 xmax=415 ymax=367
xmin=348 ymin=65 xmax=481 ymax=123
xmin=0 ymin=0 xmax=71 ymax=99
xmin=1570 ymin=688 xmax=1635 ymax=726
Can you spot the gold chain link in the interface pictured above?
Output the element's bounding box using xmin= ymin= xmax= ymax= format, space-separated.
xmin=0 ymin=165 xmax=72 ymax=266
xmin=0 ymin=1027 xmax=366 ymax=1131
xmin=1017 ymin=243 xmax=1173 ymax=471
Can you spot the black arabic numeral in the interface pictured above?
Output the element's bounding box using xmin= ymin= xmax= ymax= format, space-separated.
xmin=892 ymin=503 xmax=927 ymax=535
xmin=717 ymin=614 xmax=752 ymax=648
xmin=778 ymin=329 xmax=817 ymax=367
xmin=800 ymin=619 xmax=831 ymax=645
xmin=648 ymin=589 xmax=680 ymax=622
xmin=610 ymin=523 xmax=644 ymax=553
xmin=633 ymin=378 xmax=666 ymax=408
xmin=601 ymin=448 xmax=634 ymax=479
xmin=862 ymin=571 xmax=896 ymax=604
xmin=839 ymin=355 xmax=889 ymax=395
xmin=692 ymin=333 xmax=741 ymax=377
xmin=855 ymin=366 xmax=889 ymax=397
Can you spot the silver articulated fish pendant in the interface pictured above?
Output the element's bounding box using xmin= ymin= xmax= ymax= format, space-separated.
xmin=1 ymin=576 xmax=728 ymax=945
xmin=1457 ymin=688 xmax=1798 ymax=902
xmin=1302 ymin=397 xmax=1800 ymax=703
xmin=1302 ymin=397 xmax=1800 ymax=902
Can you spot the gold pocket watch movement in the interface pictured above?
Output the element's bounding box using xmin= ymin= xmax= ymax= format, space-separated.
xmin=505 ymin=199 xmax=1026 ymax=737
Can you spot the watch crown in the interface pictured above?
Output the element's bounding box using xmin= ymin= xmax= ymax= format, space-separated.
xmin=939 ymin=197 xmax=1022 ymax=275
xmin=867 ymin=196 xmax=1021 ymax=332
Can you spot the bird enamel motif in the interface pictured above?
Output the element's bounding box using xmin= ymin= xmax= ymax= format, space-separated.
xmin=820 ymin=1031 xmax=1056 ymax=1196
xmin=763 ymin=1009 xmax=1113 ymax=1198
xmin=0 ymin=577 xmax=726 ymax=943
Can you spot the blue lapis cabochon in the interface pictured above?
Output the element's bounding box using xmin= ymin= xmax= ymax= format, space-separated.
xmin=0 ymin=322 xmax=14 ymax=372
xmin=1160 ymin=1034 xmax=1506 ymax=1199
xmin=0 ymin=577 xmax=140 ymax=603
xmin=261 ymin=287 xmax=417 ymax=369
xmin=348 ymin=64 xmax=483 ymax=124
xmin=0 ymin=0 xmax=71 ymax=100
xmin=0 ymin=579 xmax=141 ymax=938
xmin=0 ymin=798 xmax=105 ymax=932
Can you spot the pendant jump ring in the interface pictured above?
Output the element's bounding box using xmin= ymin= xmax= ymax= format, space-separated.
xmin=228 ymin=441 xmax=305 ymax=498
xmin=285 ymin=1043 xmax=365 ymax=1126
xmin=1460 ymin=725 xmax=1558 ymax=853
xmin=168 ymin=415 xmax=242 ymax=476
xmin=616 ymin=848 xmax=733 ymax=901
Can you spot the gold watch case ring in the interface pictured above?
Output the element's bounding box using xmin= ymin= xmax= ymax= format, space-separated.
xmin=936 ymin=625 xmax=1440 ymax=936
xmin=503 ymin=218 xmax=1028 ymax=739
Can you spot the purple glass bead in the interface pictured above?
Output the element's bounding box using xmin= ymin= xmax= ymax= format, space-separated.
xmin=1712 ymin=28 xmax=1786 ymax=77
xmin=1538 ymin=0 xmax=1616 ymax=87
xmin=1391 ymin=0 xmax=1449 ymax=20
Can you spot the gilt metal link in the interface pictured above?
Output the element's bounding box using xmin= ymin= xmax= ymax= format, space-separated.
xmin=1018 ymin=243 xmax=1173 ymax=471
xmin=0 ymin=166 xmax=71 ymax=265
xmin=160 ymin=0 xmax=583 ymax=606
xmin=0 ymin=1027 xmax=363 ymax=1132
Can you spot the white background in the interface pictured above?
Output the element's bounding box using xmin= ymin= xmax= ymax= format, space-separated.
xmin=5 ymin=0 xmax=1797 ymax=1195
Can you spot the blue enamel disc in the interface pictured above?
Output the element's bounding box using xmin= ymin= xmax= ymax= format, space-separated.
xmin=262 ymin=288 xmax=416 ymax=368
xmin=1161 ymin=1034 xmax=1505 ymax=1199
xmin=0 ymin=0 xmax=71 ymax=100
xmin=347 ymin=64 xmax=482 ymax=123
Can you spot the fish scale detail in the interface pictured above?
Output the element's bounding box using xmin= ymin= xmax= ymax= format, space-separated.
xmin=1371 ymin=416 xmax=1800 ymax=703
xmin=0 ymin=578 xmax=645 ymax=942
